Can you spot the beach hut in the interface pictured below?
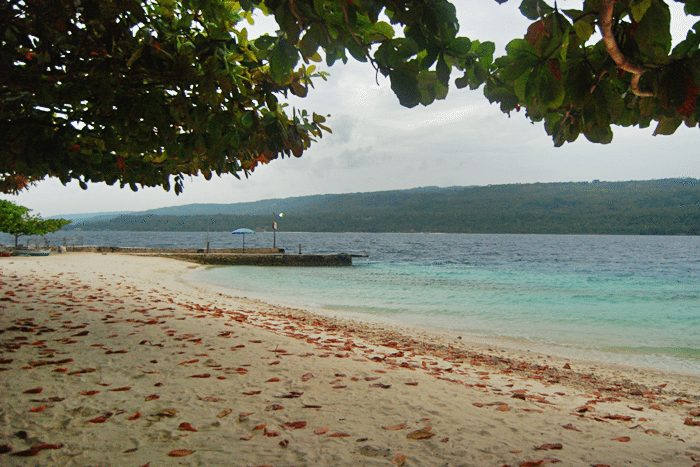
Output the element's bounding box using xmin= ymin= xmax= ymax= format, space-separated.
xmin=231 ymin=228 xmax=255 ymax=250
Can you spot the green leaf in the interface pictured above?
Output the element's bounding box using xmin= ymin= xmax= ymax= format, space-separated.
xmin=685 ymin=0 xmax=700 ymax=15
xmin=653 ymin=115 xmax=683 ymax=135
xmin=573 ymin=19 xmax=594 ymax=42
xmin=446 ymin=37 xmax=472 ymax=56
xmin=269 ymin=37 xmax=299 ymax=84
xmin=630 ymin=0 xmax=652 ymax=22
xmin=634 ymin=0 xmax=672 ymax=62
xmin=436 ymin=54 xmax=450 ymax=87
xmin=389 ymin=71 xmax=421 ymax=108
xmin=519 ymin=0 xmax=554 ymax=20
xmin=584 ymin=124 xmax=613 ymax=143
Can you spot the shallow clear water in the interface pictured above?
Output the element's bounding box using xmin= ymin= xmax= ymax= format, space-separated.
xmin=6 ymin=231 xmax=699 ymax=373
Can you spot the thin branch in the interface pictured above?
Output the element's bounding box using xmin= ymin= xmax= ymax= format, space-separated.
xmin=598 ymin=0 xmax=653 ymax=97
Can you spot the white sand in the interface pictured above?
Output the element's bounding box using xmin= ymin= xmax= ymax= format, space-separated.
xmin=1 ymin=253 xmax=699 ymax=466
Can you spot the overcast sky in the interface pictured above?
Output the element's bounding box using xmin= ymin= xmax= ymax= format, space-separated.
xmin=3 ymin=1 xmax=698 ymax=218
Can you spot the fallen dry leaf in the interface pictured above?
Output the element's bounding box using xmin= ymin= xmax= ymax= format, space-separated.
xmin=30 ymin=405 xmax=47 ymax=413
xmin=611 ymin=436 xmax=631 ymax=442
xmin=314 ymin=427 xmax=330 ymax=435
xmin=392 ymin=453 xmax=407 ymax=466
xmin=178 ymin=422 xmax=197 ymax=432
xmin=684 ymin=418 xmax=700 ymax=426
xmin=145 ymin=394 xmax=160 ymax=401
xmin=283 ymin=421 xmax=307 ymax=430
xmin=190 ymin=373 xmax=210 ymax=378
xmin=519 ymin=459 xmax=561 ymax=467
xmin=534 ymin=443 xmax=563 ymax=450
xmin=81 ymin=390 xmax=100 ymax=396
xmin=328 ymin=432 xmax=350 ymax=438
xmin=407 ymin=428 xmax=435 ymax=440
xmin=108 ymin=387 xmax=131 ymax=392
xmin=128 ymin=412 xmax=141 ymax=421
xmin=167 ymin=449 xmax=194 ymax=457
xmin=9 ymin=443 xmax=63 ymax=457
xmin=382 ymin=424 xmax=408 ymax=431
xmin=218 ymin=409 xmax=233 ymax=418
xmin=23 ymin=388 xmax=43 ymax=394
xmin=562 ymin=424 xmax=581 ymax=432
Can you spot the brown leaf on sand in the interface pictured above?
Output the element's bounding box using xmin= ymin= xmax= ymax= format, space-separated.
xmin=253 ymin=424 xmax=267 ymax=431
xmin=328 ymin=432 xmax=350 ymax=438
xmin=0 ymin=444 xmax=13 ymax=454
xmin=266 ymin=404 xmax=284 ymax=411
xmin=314 ymin=427 xmax=330 ymax=435
xmin=612 ymin=436 xmax=631 ymax=442
xmin=30 ymin=405 xmax=47 ymax=413
xmin=392 ymin=453 xmax=407 ymax=466
xmin=684 ymin=418 xmax=700 ymax=426
xmin=167 ymin=449 xmax=194 ymax=457
xmin=217 ymin=409 xmax=233 ymax=418
xmin=301 ymin=372 xmax=314 ymax=382
xmin=405 ymin=382 xmax=419 ymax=386
xmin=283 ymin=421 xmax=307 ymax=430
xmin=145 ymin=394 xmax=160 ymax=401
xmin=519 ymin=459 xmax=561 ymax=467
xmin=108 ymin=387 xmax=131 ymax=392
xmin=81 ymin=390 xmax=100 ymax=396
xmin=68 ymin=368 xmax=96 ymax=375
xmin=190 ymin=373 xmax=210 ymax=378
xmin=10 ymin=443 xmax=63 ymax=457
xmin=128 ymin=412 xmax=141 ymax=421
xmin=242 ymin=391 xmax=261 ymax=396
xmin=382 ymin=424 xmax=408 ymax=431
xmin=178 ymin=422 xmax=197 ymax=432
xmin=23 ymin=388 xmax=43 ymax=394
xmin=534 ymin=443 xmax=563 ymax=450
xmin=689 ymin=409 xmax=700 ymax=417
xmin=562 ymin=423 xmax=581 ymax=432
xmin=496 ymin=404 xmax=510 ymax=412
xmin=407 ymin=428 xmax=436 ymax=440
xmin=89 ymin=416 xmax=108 ymax=423
xmin=266 ymin=378 xmax=280 ymax=383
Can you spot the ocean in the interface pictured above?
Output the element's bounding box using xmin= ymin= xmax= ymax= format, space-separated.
xmin=4 ymin=230 xmax=699 ymax=374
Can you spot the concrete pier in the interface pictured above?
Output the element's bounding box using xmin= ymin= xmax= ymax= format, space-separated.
xmin=62 ymin=246 xmax=363 ymax=266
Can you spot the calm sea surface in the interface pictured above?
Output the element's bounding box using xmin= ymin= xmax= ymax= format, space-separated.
xmin=4 ymin=231 xmax=699 ymax=374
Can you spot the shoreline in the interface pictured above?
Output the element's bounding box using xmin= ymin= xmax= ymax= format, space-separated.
xmin=184 ymin=265 xmax=700 ymax=379
xmin=1 ymin=253 xmax=699 ymax=466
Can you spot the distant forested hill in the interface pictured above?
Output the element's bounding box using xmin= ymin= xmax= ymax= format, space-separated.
xmin=65 ymin=179 xmax=700 ymax=235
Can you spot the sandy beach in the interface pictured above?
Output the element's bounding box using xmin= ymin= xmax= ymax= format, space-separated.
xmin=1 ymin=252 xmax=699 ymax=467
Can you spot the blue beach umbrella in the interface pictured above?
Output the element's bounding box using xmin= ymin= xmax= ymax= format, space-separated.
xmin=231 ymin=228 xmax=255 ymax=250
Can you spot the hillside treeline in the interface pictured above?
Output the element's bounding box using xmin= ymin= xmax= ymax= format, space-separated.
xmin=67 ymin=179 xmax=700 ymax=235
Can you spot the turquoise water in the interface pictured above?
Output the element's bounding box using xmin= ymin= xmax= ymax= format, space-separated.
xmin=189 ymin=233 xmax=700 ymax=374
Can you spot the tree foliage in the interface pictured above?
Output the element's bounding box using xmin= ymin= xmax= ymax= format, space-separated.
xmin=2 ymin=0 xmax=698 ymax=194
xmin=0 ymin=200 xmax=71 ymax=246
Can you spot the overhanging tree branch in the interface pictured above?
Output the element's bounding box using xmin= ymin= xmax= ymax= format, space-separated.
xmin=598 ymin=0 xmax=654 ymax=98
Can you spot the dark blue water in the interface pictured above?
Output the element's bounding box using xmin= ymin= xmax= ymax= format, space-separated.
xmin=4 ymin=231 xmax=699 ymax=373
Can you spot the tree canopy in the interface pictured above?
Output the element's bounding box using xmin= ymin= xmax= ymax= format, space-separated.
xmin=2 ymin=0 xmax=698 ymax=194
xmin=0 ymin=200 xmax=71 ymax=246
